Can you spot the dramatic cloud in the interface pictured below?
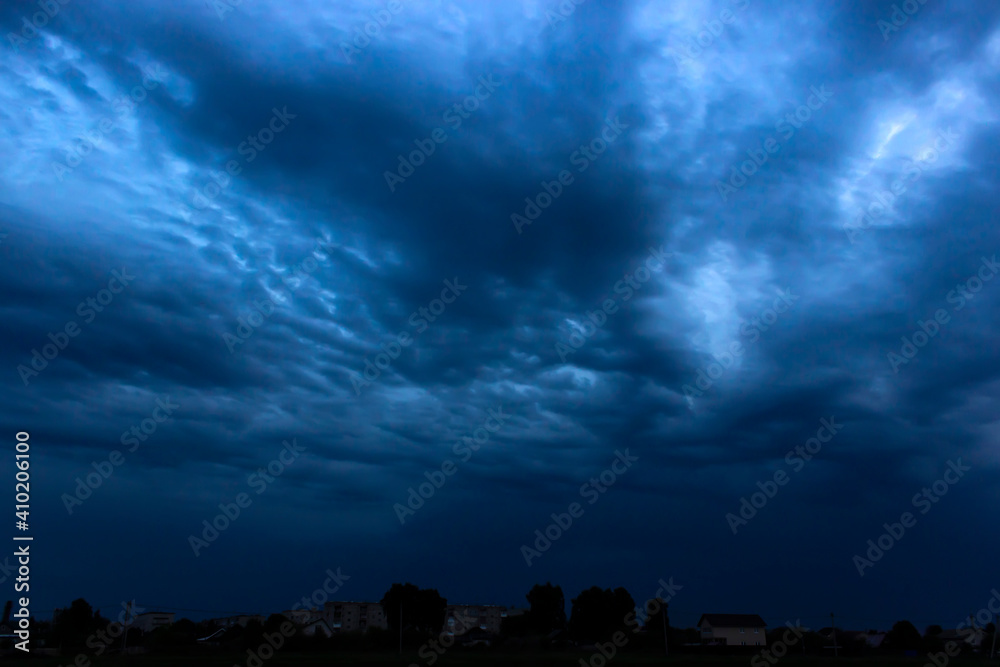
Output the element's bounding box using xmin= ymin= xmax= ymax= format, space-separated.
xmin=3 ymin=0 xmax=999 ymax=630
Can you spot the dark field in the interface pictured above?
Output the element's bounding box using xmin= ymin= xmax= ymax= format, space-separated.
xmin=11 ymin=654 xmax=991 ymax=667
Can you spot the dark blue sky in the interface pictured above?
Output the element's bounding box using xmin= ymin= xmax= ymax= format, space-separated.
xmin=3 ymin=0 xmax=1000 ymax=633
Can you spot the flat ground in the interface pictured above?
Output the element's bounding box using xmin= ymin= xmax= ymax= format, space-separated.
xmin=11 ymin=653 xmax=990 ymax=667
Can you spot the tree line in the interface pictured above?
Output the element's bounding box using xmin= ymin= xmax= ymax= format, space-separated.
xmin=23 ymin=587 xmax=996 ymax=657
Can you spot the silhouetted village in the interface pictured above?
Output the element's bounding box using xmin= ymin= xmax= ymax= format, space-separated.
xmin=4 ymin=584 xmax=997 ymax=662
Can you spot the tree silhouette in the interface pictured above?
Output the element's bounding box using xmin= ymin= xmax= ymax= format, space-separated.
xmin=52 ymin=599 xmax=104 ymax=651
xmin=241 ymin=618 xmax=264 ymax=650
xmin=525 ymin=582 xmax=566 ymax=635
xmin=982 ymin=622 xmax=996 ymax=658
xmin=380 ymin=583 xmax=447 ymax=637
xmin=883 ymin=620 xmax=921 ymax=651
xmin=643 ymin=599 xmax=670 ymax=643
xmin=569 ymin=586 xmax=634 ymax=642
xmin=500 ymin=611 xmax=532 ymax=637
xmin=264 ymin=614 xmax=292 ymax=634
xmin=145 ymin=618 xmax=198 ymax=652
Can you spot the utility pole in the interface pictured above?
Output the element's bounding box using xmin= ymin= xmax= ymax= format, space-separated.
xmin=120 ymin=600 xmax=132 ymax=654
xmin=990 ymin=612 xmax=997 ymax=659
xmin=969 ymin=612 xmax=976 ymax=653
xmin=661 ymin=601 xmax=668 ymax=656
xmin=831 ymin=613 xmax=838 ymax=658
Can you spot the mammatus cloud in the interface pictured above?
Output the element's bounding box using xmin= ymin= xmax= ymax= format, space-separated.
xmin=1 ymin=0 xmax=999 ymax=629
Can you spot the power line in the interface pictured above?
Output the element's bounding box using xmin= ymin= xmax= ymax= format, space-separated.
xmin=34 ymin=603 xmax=268 ymax=618
xmin=128 ymin=604 xmax=270 ymax=616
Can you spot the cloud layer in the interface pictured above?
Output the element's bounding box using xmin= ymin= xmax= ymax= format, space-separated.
xmin=3 ymin=0 xmax=1000 ymax=629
